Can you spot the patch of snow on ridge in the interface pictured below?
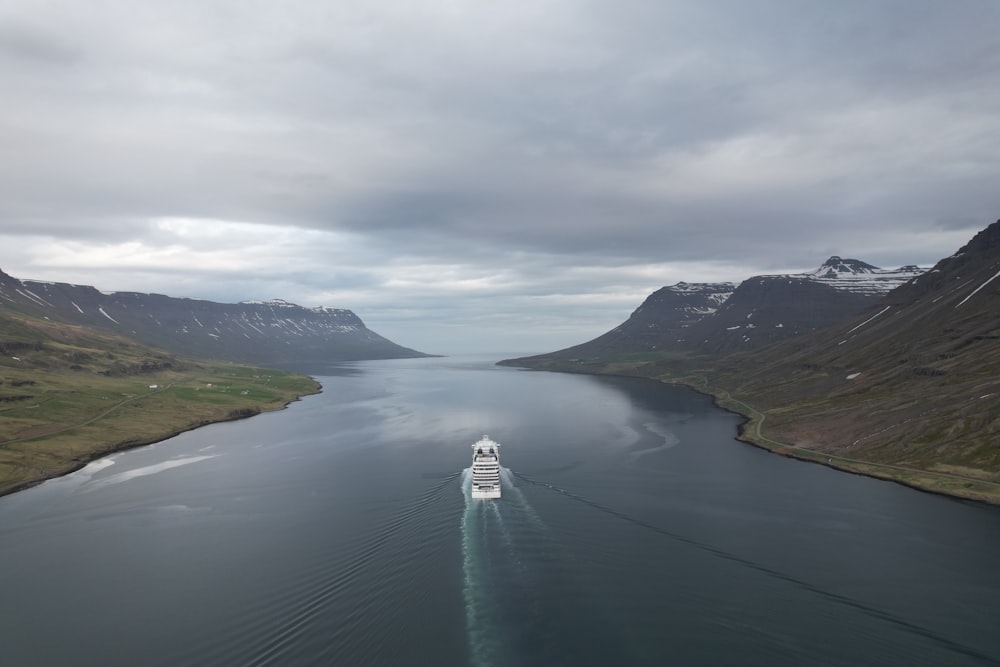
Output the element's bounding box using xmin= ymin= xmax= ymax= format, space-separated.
xmin=15 ymin=288 xmax=53 ymax=308
xmin=98 ymin=307 xmax=120 ymax=324
xmin=845 ymin=305 xmax=891 ymax=334
xmin=954 ymin=267 xmax=1000 ymax=308
xmin=847 ymin=372 xmax=861 ymax=380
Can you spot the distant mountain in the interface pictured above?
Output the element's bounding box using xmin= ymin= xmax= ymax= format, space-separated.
xmin=0 ymin=272 xmax=428 ymax=366
xmin=807 ymin=256 xmax=925 ymax=294
xmin=537 ymin=282 xmax=735 ymax=359
xmin=509 ymin=257 xmax=925 ymax=363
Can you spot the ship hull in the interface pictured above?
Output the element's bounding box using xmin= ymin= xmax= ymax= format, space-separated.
xmin=471 ymin=486 xmax=501 ymax=500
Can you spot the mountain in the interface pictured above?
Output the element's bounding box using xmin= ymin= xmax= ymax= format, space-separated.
xmin=707 ymin=221 xmax=1000 ymax=479
xmin=0 ymin=271 xmax=427 ymax=367
xmin=508 ymin=257 xmax=925 ymax=364
xmin=537 ymin=282 xmax=735 ymax=359
xmin=687 ymin=258 xmax=926 ymax=353
xmin=806 ymin=256 xmax=925 ymax=295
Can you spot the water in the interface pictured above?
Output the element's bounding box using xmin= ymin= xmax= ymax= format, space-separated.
xmin=1 ymin=356 xmax=998 ymax=666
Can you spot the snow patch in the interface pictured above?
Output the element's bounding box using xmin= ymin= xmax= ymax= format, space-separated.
xmin=954 ymin=267 xmax=1000 ymax=308
xmin=845 ymin=305 xmax=891 ymax=334
xmin=98 ymin=307 xmax=120 ymax=324
xmin=15 ymin=288 xmax=53 ymax=308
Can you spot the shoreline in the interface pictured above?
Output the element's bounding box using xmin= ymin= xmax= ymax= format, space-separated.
xmin=687 ymin=383 xmax=1000 ymax=507
xmin=501 ymin=361 xmax=1000 ymax=506
xmin=0 ymin=383 xmax=322 ymax=500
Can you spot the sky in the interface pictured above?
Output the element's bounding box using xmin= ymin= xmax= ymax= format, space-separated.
xmin=1 ymin=1 xmax=999 ymax=355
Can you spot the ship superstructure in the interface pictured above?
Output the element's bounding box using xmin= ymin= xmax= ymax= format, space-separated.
xmin=471 ymin=436 xmax=501 ymax=499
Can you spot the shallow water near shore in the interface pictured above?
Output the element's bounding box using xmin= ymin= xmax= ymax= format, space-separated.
xmin=1 ymin=355 xmax=999 ymax=666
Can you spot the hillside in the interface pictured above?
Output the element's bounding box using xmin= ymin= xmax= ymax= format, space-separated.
xmin=691 ymin=221 xmax=1000 ymax=498
xmin=0 ymin=271 xmax=428 ymax=367
xmin=0 ymin=305 xmax=320 ymax=496
xmin=537 ymin=282 xmax=735 ymax=360
xmin=501 ymin=224 xmax=1000 ymax=502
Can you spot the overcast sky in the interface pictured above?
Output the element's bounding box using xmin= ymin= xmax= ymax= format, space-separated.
xmin=1 ymin=1 xmax=998 ymax=354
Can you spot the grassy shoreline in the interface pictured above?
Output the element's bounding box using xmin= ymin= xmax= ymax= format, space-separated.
xmin=0 ymin=363 xmax=321 ymax=498
xmin=499 ymin=358 xmax=1000 ymax=506
xmin=690 ymin=382 xmax=1000 ymax=506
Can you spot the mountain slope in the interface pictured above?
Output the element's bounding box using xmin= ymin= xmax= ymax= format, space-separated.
xmin=0 ymin=272 xmax=427 ymax=366
xmin=709 ymin=221 xmax=1000 ymax=470
xmin=501 ymin=225 xmax=998 ymax=501
xmin=537 ymin=282 xmax=735 ymax=360
xmin=685 ymin=257 xmax=926 ymax=353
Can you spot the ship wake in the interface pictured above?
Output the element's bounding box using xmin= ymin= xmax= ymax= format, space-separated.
xmin=460 ymin=466 xmax=554 ymax=667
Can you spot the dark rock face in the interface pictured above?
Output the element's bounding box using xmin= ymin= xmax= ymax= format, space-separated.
xmin=542 ymin=282 xmax=735 ymax=358
xmin=688 ymin=276 xmax=882 ymax=353
xmin=0 ymin=272 xmax=427 ymax=365
xmin=689 ymin=257 xmax=926 ymax=352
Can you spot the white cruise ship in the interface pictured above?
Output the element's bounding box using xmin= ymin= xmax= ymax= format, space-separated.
xmin=471 ymin=436 xmax=501 ymax=499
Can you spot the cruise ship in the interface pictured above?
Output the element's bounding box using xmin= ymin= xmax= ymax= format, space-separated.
xmin=471 ymin=436 xmax=501 ymax=499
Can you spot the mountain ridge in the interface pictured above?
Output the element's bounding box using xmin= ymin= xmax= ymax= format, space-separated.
xmin=0 ymin=270 xmax=428 ymax=367
xmin=511 ymin=255 xmax=926 ymax=362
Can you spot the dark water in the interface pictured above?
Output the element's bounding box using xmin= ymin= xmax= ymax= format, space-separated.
xmin=1 ymin=356 xmax=999 ymax=666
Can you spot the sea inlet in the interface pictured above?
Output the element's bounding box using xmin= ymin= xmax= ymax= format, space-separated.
xmin=1 ymin=355 xmax=998 ymax=666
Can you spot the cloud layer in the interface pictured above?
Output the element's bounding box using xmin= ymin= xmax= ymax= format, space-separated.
xmin=2 ymin=1 xmax=998 ymax=353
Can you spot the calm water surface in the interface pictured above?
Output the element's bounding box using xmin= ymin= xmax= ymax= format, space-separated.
xmin=1 ymin=356 xmax=998 ymax=666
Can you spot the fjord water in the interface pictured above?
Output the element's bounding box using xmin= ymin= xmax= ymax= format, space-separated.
xmin=1 ymin=357 xmax=998 ymax=666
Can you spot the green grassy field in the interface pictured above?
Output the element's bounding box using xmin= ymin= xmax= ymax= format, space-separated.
xmin=0 ymin=313 xmax=320 ymax=495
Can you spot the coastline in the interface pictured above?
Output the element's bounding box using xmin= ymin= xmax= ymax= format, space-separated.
xmin=500 ymin=360 xmax=1000 ymax=506
xmin=0 ymin=378 xmax=322 ymax=499
xmin=683 ymin=381 xmax=1000 ymax=506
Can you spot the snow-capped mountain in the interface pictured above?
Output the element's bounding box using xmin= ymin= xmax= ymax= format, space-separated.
xmin=804 ymin=256 xmax=926 ymax=295
xmin=686 ymin=257 xmax=927 ymax=352
xmin=0 ymin=273 xmax=427 ymax=366
xmin=508 ymin=256 xmax=927 ymax=363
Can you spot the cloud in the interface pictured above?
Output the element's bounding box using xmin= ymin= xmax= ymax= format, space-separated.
xmin=1 ymin=0 xmax=998 ymax=353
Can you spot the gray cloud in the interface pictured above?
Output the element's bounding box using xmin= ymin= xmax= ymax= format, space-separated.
xmin=1 ymin=0 xmax=998 ymax=353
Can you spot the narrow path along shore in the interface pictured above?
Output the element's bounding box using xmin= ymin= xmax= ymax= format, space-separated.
xmin=683 ymin=380 xmax=1000 ymax=505
xmin=0 ymin=383 xmax=176 ymax=447
xmin=716 ymin=390 xmax=1000 ymax=490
